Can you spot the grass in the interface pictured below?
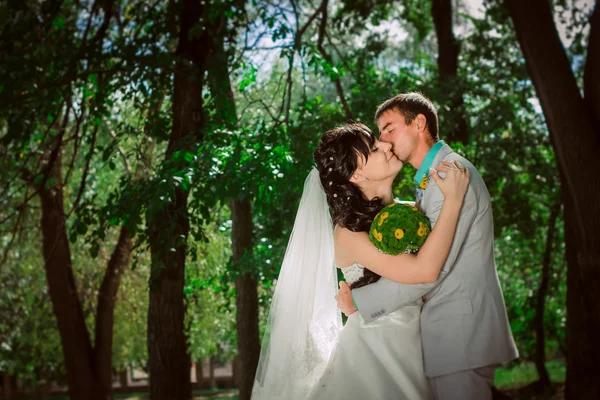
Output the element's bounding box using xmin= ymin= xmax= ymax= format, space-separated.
xmin=122 ymin=389 xmax=238 ymax=400
xmin=494 ymin=359 xmax=566 ymax=389
xmin=11 ymin=360 xmax=566 ymax=400
xmin=13 ymin=389 xmax=239 ymax=400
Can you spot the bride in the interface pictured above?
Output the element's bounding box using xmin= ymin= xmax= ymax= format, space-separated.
xmin=251 ymin=123 xmax=469 ymax=400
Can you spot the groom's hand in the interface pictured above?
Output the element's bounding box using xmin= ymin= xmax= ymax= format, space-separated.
xmin=335 ymin=281 xmax=357 ymax=317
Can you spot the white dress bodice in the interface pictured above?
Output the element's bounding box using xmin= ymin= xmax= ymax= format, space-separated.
xmin=307 ymin=262 xmax=431 ymax=399
xmin=340 ymin=263 xmax=365 ymax=286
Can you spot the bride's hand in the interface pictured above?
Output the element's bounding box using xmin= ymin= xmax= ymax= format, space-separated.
xmin=430 ymin=160 xmax=470 ymax=203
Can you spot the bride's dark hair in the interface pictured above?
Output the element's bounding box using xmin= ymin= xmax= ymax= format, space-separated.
xmin=313 ymin=123 xmax=383 ymax=289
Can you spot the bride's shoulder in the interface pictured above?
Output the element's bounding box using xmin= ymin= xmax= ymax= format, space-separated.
xmin=334 ymin=226 xmax=366 ymax=248
xmin=334 ymin=225 xmax=355 ymax=238
xmin=334 ymin=226 xmax=360 ymax=267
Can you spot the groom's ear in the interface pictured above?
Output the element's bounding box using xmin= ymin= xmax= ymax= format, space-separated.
xmin=415 ymin=114 xmax=427 ymax=132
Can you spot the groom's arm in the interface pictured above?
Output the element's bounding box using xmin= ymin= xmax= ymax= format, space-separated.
xmin=352 ymin=184 xmax=478 ymax=323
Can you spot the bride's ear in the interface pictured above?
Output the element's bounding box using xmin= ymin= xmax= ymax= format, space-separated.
xmin=349 ymin=170 xmax=363 ymax=184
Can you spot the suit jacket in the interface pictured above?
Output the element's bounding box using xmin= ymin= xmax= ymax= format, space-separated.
xmin=352 ymin=144 xmax=519 ymax=377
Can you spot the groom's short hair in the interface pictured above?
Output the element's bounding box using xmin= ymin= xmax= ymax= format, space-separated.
xmin=375 ymin=92 xmax=439 ymax=141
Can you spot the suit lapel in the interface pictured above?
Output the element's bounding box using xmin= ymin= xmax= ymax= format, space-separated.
xmin=418 ymin=144 xmax=454 ymax=212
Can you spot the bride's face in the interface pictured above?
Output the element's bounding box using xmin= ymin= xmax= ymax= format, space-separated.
xmin=354 ymin=138 xmax=404 ymax=182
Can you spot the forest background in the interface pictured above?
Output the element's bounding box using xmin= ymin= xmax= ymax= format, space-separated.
xmin=1 ymin=0 xmax=599 ymax=399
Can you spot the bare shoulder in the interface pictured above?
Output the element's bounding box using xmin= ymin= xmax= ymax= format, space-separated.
xmin=334 ymin=226 xmax=360 ymax=249
xmin=333 ymin=226 xmax=365 ymax=267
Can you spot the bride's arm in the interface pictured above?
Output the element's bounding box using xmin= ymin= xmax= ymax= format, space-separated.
xmin=338 ymin=162 xmax=469 ymax=284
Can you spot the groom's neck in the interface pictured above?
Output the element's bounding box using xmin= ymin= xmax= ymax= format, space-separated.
xmin=409 ymin=141 xmax=434 ymax=170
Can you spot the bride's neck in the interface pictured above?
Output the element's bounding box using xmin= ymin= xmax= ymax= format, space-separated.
xmin=362 ymin=183 xmax=394 ymax=206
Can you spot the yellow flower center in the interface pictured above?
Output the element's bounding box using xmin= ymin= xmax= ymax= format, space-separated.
xmin=377 ymin=212 xmax=389 ymax=226
xmin=395 ymin=229 xmax=405 ymax=239
xmin=373 ymin=229 xmax=383 ymax=242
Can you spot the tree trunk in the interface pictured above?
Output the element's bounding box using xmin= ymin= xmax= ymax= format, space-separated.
xmin=33 ymin=130 xmax=134 ymax=400
xmin=534 ymin=198 xmax=561 ymax=388
xmin=205 ymin=11 xmax=260 ymax=399
xmin=95 ymin=227 xmax=132 ymax=392
xmin=505 ymin=1 xmax=600 ymax=398
xmin=209 ymin=356 xmax=216 ymax=389
xmin=562 ymin=192 xmax=595 ymax=398
xmin=146 ymin=1 xmax=207 ymax=399
xmin=431 ymin=0 xmax=468 ymax=143
xmin=195 ymin=361 xmax=203 ymax=385
xmin=2 ymin=372 xmax=11 ymax=398
xmin=231 ymin=199 xmax=260 ymax=400
xmin=9 ymin=2 xmax=124 ymax=399
xmin=584 ymin=4 xmax=600 ymax=129
xmin=232 ymin=356 xmax=241 ymax=387
xmin=119 ymin=369 xmax=129 ymax=388
xmin=37 ymin=151 xmax=107 ymax=400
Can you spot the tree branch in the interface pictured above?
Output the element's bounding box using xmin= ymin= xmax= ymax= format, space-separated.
xmin=67 ymin=118 xmax=99 ymax=218
xmin=0 ymin=188 xmax=28 ymax=275
xmin=63 ymin=99 xmax=86 ymax=188
xmin=584 ymin=2 xmax=600 ymax=132
xmin=316 ymin=0 xmax=352 ymax=120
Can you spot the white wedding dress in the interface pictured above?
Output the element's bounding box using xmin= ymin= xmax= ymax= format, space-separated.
xmin=251 ymin=170 xmax=432 ymax=400
xmin=306 ymin=263 xmax=433 ymax=400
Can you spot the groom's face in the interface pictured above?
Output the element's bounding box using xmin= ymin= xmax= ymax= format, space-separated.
xmin=377 ymin=109 xmax=418 ymax=164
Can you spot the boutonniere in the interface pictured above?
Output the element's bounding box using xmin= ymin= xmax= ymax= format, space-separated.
xmin=419 ymin=175 xmax=430 ymax=190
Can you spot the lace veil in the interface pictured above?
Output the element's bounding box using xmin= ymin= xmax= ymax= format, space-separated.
xmin=251 ymin=167 xmax=342 ymax=399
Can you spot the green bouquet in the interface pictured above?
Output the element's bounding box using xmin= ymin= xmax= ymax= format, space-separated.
xmin=369 ymin=203 xmax=432 ymax=255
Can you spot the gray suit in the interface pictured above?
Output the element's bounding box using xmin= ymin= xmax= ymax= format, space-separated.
xmin=353 ymin=145 xmax=518 ymax=397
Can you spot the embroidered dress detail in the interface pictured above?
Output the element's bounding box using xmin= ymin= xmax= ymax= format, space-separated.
xmin=340 ymin=263 xmax=365 ymax=285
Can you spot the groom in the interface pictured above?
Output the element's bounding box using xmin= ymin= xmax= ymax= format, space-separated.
xmin=336 ymin=93 xmax=518 ymax=400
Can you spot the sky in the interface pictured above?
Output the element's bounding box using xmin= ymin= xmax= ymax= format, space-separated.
xmin=243 ymin=0 xmax=593 ymax=97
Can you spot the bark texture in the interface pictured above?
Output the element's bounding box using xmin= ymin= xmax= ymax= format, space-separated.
xmin=505 ymin=1 xmax=600 ymax=398
xmin=94 ymin=227 xmax=132 ymax=391
xmin=205 ymin=9 xmax=260 ymax=398
xmin=231 ymin=198 xmax=260 ymax=400
xmin=37 ymin=150 xmax=105 ymax=400
xmin=534 ymin=198 xmax=561 ymax=389
xmin=432 ymin=0 xmax=468 ymax=143
xmin=146 ymin=1 xmax=207 ymax=399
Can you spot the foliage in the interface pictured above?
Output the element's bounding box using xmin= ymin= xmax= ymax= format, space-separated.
xmin=0 ymin=0 xmax=586 ymax=387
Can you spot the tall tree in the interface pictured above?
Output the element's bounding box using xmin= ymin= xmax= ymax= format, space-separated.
xmin=205 ymin=2 xmax=260 ymax=398
xmin=145 ymin=1 xmax=208 ymax=399
xmin=431 ymin=0 xmax=468 ymax=143
xmin=534 ymin=196 xmax=561 ymax=390
xmin=0 ymin=1 xmax=137 ymax=398
xmin=505 ymin=1 xmax=600 ymax=397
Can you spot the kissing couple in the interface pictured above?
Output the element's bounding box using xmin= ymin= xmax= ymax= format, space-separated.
xmin=251 ymin=93 xmax=519 ymax=400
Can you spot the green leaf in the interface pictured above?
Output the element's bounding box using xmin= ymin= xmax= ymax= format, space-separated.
xmin=77 ymin=222 xmax=88 ymax=235
xmin=184 ymin=151 xmax=195 ymax=163
xmin=90 ymin=242 xmax=100 ymax=259
xmin=52 ymin=17 xmax=65 ymax=29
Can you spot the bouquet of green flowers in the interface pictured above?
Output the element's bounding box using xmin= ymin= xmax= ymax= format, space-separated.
xmin=369 ymin=203 xmax=432 ymax=255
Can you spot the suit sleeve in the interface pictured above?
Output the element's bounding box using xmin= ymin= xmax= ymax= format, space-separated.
xmin=353 ymin=183 xmax=478 ymax=323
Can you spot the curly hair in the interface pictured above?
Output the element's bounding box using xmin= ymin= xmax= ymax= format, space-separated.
xmin=313 ymin=123 xmax=383 ymax=289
